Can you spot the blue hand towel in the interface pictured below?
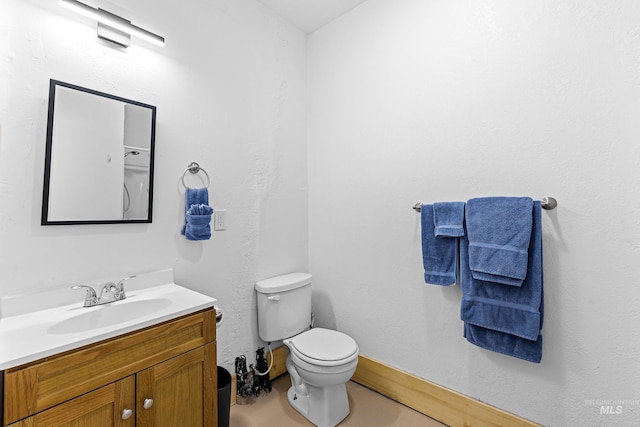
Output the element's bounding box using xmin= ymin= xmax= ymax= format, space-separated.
xmin=433 ymin=202 xmax=465 ymax=237
xmin=421 ymin=204 xmax=458 ymax=286
xmin=185 ymin=204 xmax=214 ymax=241
xmin=466 ymin=197 xmax=533 ymax=287
xmin=460 ymin=202 xmax=543 ymax=363
xmin=181 ymin=188 xmax=209 ymax=236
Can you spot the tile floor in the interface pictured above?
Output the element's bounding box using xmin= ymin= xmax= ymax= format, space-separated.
xmin=229 ymin=374 xmax=447 ymax=426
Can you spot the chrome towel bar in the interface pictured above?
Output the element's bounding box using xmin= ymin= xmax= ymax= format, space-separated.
xmin=412 ymin=197 xmax=557 ymax=213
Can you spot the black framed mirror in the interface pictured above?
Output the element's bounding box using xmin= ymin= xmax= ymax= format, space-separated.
xmin=42 ymin=80 xmax=156 ymax=225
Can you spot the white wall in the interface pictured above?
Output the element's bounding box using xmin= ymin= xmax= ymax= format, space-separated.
xmin=0 ymin=0 xmax=308 ymax=372
xmin=308 ymin=0 xmax=640 ymax=425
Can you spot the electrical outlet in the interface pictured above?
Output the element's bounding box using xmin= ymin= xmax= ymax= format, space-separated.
xmin=214 ymin=209 xmax=227 ymax=231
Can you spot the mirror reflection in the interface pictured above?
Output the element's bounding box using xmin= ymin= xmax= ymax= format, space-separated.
xmin=42 ymin=80 xmax=156 ymax=225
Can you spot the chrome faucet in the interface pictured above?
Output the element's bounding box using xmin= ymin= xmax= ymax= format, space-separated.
xmin=72 ymin=275 xmax=136 ymax=307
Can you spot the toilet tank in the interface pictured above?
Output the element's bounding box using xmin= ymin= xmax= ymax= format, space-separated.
xmin=255 ymin=273 xmax=312 ymax=342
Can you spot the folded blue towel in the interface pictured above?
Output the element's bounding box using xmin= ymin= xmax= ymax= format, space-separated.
xmin=421 ymin=204 xmax=458 ymax=286
xmin=460 ymin=202 xmax=543 ymax=363
xmin=185 ymin=204 xmax=214 ymax=241
xmin=466 ymin=197 xmax=533 ymax=287
xmin=188 ymin=203 xmax=214 ymax=216
xmin=463 ymin=323 xmax=542 ymax=363
xmin=433 ymin=202 xmax=465 ymax=237
xmin=181 ymin=188 xmax=209 ymax=236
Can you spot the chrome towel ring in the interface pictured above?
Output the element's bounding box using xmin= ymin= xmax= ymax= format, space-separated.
xmin=181 ymin=162 xmax=210 ymax=189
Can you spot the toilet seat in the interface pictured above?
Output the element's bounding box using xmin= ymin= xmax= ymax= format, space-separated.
xmin=288 ymin=328 xmax=358 ymax=367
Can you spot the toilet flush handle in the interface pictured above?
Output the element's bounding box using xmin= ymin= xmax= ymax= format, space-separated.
xmin=268 ymin=295 xmax=280 ymax=301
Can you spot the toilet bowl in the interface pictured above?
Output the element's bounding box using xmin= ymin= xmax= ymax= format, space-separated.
xmin=284 ymin=328 xmax=359 ymax=427
xmin=255 ymin=273 xmax=359 ymax=427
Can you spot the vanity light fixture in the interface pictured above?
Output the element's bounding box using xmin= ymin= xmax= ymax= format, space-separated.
xmin=59 ymin=0 xmax=165 ymax=48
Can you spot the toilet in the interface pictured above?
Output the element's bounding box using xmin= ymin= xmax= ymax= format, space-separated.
xmin=255 ymin=273 xmax=359 ymax=427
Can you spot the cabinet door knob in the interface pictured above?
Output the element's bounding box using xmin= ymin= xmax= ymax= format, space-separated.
xmin=121 ymin=408 xmax=133 ymax=420
xmin=143 ymin=398 xmax=154 ymax=409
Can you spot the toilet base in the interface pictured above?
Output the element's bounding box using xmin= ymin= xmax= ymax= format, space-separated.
xmin=287 ymin=382 xmax=350 ymax=427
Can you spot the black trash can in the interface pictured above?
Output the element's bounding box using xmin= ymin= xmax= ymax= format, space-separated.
xmin=217 ymin=366 xmax=232 ymax=427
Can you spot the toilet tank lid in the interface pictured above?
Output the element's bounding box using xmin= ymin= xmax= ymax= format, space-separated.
xmin=255 ymin=272 xmax=312 ymax=293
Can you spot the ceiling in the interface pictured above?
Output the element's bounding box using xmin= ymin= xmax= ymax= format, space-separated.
xmin=256 ymin=0 xmax=369 ymax=34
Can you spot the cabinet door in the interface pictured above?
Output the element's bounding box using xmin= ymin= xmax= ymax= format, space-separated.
xmin=8 ymin=376 xmax=135 ymax=427
xmin=136 ymin=343 xmax=216 ymax=427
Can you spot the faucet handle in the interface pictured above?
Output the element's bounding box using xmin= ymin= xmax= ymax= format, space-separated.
xmin=116 ymin=275 xmax=136 ymax=290
xmin=113 ymin=275 xmax=135 ymax=300
xmin=117 ymin=275 xmax=136 ymax=290
xmin=71 ymin=285 xmax=98 ymax=306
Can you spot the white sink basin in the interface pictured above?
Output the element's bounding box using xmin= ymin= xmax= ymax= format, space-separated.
xmin=0 ymin=269 xmax=216 ymax=370
xmin=47 ymin=298 xmax=173 ymax=334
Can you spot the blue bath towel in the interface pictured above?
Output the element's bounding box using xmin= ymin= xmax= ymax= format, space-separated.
xmin=185 ymin=204 xmax=214 ymax=241
xmin=460 ymin=202 xmax=543 ymax=363
xmin=433 ymin=202 xmax=465 ymax=237
xmin=421 ymin=204 xmax=458 ymax=286
xmin=466 ymin=197 xmax=533 ymax=287
xmin=463 ymin=323 xmax=542 ymax=364
xmin=181 ymin=188 xmax=209 ymax=236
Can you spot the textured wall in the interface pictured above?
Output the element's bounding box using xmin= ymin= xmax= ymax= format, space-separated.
xmin=0 ymin=0 xmax=308 ymax=373
xmin=308 ymin=0 xmax=640 ymax=425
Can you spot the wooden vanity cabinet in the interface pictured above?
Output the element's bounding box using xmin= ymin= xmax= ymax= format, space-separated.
xmin=2 ymin=308 xmax=217 ymax=427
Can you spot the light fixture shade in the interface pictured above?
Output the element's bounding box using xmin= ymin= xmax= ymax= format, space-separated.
xmin=96 ymin=8 xmax=131 ymax=47
xmin=59 ymin=0 xmax=165 ymax=47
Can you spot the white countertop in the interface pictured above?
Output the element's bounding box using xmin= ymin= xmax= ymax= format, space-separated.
xmin=0 ymin=270 xmax=216 ymax=370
